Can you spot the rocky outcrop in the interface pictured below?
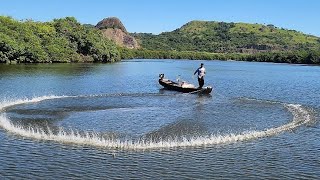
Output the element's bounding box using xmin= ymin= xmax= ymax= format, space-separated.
xmin=96 ymin=17 xmax=139 ymax=49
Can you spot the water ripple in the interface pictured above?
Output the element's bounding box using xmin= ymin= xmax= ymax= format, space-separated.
xmin=0 ymin=95 xmax=315 ymax=151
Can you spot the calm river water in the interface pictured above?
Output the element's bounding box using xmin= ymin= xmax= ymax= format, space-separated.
xmin=0 ymin=59 xmax=319 ymax=179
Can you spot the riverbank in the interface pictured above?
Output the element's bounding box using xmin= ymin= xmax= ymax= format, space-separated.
xmin=3 ymin=48 xmax=320 ymax=65
xmin=119 ymin=48 xmax=320 ymax=65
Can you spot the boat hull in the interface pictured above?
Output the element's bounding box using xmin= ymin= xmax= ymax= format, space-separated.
xmin=159 ymin=78 xmax=212 ymax=94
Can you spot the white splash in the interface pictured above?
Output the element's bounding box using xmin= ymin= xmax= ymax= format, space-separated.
xmin=0 ymin=95 xmax=70 ymax=110
xmin=0 ymin=96 xmax=313 ymax=150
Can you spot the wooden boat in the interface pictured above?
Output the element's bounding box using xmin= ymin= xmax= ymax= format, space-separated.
xmin=158 ymin=74 xmax=213 ymax=94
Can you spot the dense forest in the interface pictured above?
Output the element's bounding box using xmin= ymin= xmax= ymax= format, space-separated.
xmin=0 ymin=16 xmax=120 ymax=63
xmin=1 ymin=16 xmax=320 ymax=64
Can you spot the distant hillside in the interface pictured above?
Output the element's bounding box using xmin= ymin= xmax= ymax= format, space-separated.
xmin=96 ymin=17 xmax=139 ymax=49
xmin=132 ymin=21 xmax=320 ymax=53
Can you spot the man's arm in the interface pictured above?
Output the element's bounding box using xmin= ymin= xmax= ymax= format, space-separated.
xmin=194 ymin=68 xmax=198 ymax=75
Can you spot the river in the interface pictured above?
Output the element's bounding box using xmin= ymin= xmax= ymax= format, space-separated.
xmin=0 ymin=59 xmax=319 ymax=179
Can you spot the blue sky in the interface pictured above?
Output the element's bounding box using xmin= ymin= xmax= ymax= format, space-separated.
xmin=1 ymin=0 xmax=319 ymax=36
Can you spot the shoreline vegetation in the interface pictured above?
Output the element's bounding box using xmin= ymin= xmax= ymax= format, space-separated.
xmin=119 ymin=48 xmax=320 ymax=64
xmin=1 ymin=16 xmax=320 ymax=65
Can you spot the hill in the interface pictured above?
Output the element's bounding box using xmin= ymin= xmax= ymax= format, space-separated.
xmin=132 ymin=21 xmax=320 ymax=53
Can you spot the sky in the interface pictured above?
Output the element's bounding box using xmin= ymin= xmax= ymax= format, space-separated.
xmin=0 ymin=0 xmax=319 ymax=36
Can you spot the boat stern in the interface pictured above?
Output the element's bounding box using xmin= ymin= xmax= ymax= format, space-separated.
xmin=200 ymin=86 xmax=213 ymax=94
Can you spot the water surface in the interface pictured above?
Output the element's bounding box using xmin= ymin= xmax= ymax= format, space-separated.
xmin=0 ymin=60 xmax=319 ymax=179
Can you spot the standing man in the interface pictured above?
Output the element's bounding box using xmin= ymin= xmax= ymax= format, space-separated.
xmin=194 ymin=63 xmax=206 ymax=89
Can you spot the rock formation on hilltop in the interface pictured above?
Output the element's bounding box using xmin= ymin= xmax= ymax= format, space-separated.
xmin=96 ymin=17 xmax=139 ymax=49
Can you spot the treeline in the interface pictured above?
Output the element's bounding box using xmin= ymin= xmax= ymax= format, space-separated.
xmin=245 ymin=50 xmax=320 ymax=64
xmin=120 ymin=48 xmax=320 ymax=64
xmin=0 ymin=16 xmax=120 ymax=63
xmin=119 ymin=48 xmax=247 ymax=60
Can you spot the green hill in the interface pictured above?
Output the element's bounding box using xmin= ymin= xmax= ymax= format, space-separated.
xmin=132 ymin=21 xmax=320 ymax=53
